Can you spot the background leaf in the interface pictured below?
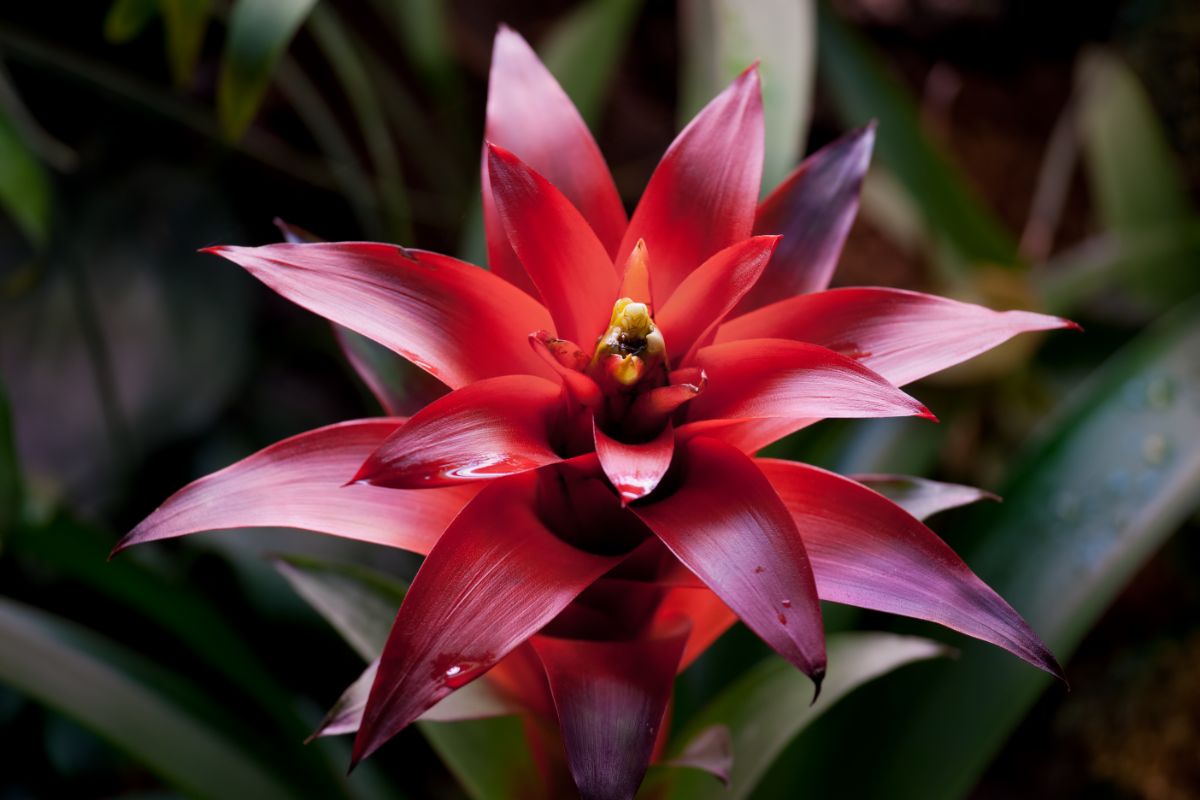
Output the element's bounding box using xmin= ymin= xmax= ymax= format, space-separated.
xmin=660 ymin=633 xmax=948 ymax=799
xmin=0 ymin=595 xmax=299 ymax=800
xmin=217 ymin=0 xmax=317 ymax=140
xmin=542 ymin=0 xmax=644 ymax=126
xmin=275 ymin=554 xmax=406 ymax=661
xmin=103 ymin=0 xmax=158 ymax=44
xmin=0 ymin=167 xmax=251 ymax=509
xmin=816 ymin=3 xmax=1017 ymax=271
xmin=0 ymin=106 xmax=51 ymax=247
xmin=678 ymin=0 xmax=814 ymax=189
xmin=159 ymin=0 xmax=211 ymax=87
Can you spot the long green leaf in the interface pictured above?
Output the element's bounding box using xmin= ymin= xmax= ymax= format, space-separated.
xmin=858 ymin=297 xmax=1200 ymax=798
xmin=1076 ymin=50 xmax=1194 ymax=234
xmin=542 ymin=0 xmax=644 ymax=125
xmin=308 ymin=5 xmax=411 ymax=242
xmin=660 ymin=633 xmax=948 ymax=799
xmin=217 ymin=0 xmax=317 ymax=140
xmin=103 ymin=0 xmax=158 ymax=43
xmin=1071 ymin=49 xmax=1199 ymax=305
xmin=275 ymin=554 xmax=405 ymax=661
xmin=159 ymin=0 xmax=211 ymax=87
xmin=366 ymin=0 xmax=456 ymax=92
xmin=1036 ymin=222 xmax=1200 ymax=316
xmin=0 ymin=595 xmax=296 ymax=799
xmin=11 ymin=517 xmax=357 ymax=798
xmin=0 ymin=108 xmax=50 ymax=247
xmin=816 ymin=3 xmax=1017 ymax=270
xmin=679 ymin=0 xmax=814 ymax=189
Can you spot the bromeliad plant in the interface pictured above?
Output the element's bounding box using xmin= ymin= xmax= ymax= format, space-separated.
xmin=114 ymin=26 xmax=1074 ymax=800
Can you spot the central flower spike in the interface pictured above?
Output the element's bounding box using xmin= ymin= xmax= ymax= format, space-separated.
xmin=591 ymin=298 xmax=667 ymax=389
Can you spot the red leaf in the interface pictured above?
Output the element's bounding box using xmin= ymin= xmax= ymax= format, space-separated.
xmin=205 ymin=243 xmax=556 ymax=390
xmin=353 ymin=375 xmax=564 ymax=488
xmin=720 ymin=287 xmax=1077 ymax=387
xmin=593 ymin=419 xmax=674 ymax=506
xmin=488 ymin=144 xmax=619 ymax=349
xmin=632 ymin=439 xmax=826 ymax=686
xmin=529 ymin=332 xmax=604 ymax=408
xmin=618 ymin=67 xmax=764 ymax=303
xmin=626 ymin=375 xmax=706 ymax=438
xmin=532 ymin=622 xmax=690 ymax=800
xmin=352 ymin=472 xmax=622 ymax=765
xmin=736 ymin=125 xmax=875 ymax=312
xmin=483 ymin=26 xmax=626 ymax=295
xmin=758 ymin=459 xmax=1063 ymax=678
xmin=656 ymin=236 xmax=780 ymax=367
xmin=113 ymin=420 xmax=480 ymax=557
xmin=683 ymin=338 xmax=932 ymax=427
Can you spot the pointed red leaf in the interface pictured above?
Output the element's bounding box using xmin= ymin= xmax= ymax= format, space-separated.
xmin=656 ymin=236 xmax=780 ymax=367
xmin=618 ymin=67 xmax=764 ymax=303
xmin=736 ymin=125 xmax=875 ymax=312
xmin=113 ymin=420 xmax=480 ymax=557
xmin=852 ymin=474 xmax=998 ymax=521
xmin=532 ymin=622 xmax=690 ymax=800
xmin=482 ymin=26 xmax=626 ymax=295
xmin=593 ymin=420 xmax=674 ymax=506
xmin=488 ymin=144 xmax=619 ymax=349
xmin=354 ymin=375 xmax=564 ymax=488
xmin=719 ymin=287 xmax=1078 ymax=387
xmin=632 ymin=439 xmax=826 ymax=685
xmin=529 ymin=332 xmax=604 ymax=408
xmin=206 ymin=243 xmax=556 ymax=390
xmin=626 ymin=374 xmax=706 ymax=438
xmin=683 ymin=338 xmax=932 ymax=428
xmin=758 ymin=459 xmax=1063 ymax=678
xmin=619 ymin=239 xmax=653 ymax=306
xmin=352 ymin=472 xmax=622 ymax=765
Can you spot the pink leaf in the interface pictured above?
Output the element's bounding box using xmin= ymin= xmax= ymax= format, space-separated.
xmin=114 ymin=419 xmax=479 ymax=557
xmin=632 ymin=439 xmax=826 ymax=687
xmin=532 ymin=622 xmax=690 ymax=800
xmin=205 ymin=243 xmax=556 ymax=390
xmin=488 ymin=144 xmax=619 ymax=349
xmin=351 ymin=472 xmax=621 ymax=765
xmin=483 ymin=26 xmax=626 ymax=294
xmin=617 ymin=67 xmax=764 ymax=303
xmin=353 ymin=375 xmax=564 ymax=488
xmin=720 ymin=287 xmax=1077 ymax=387
xmin=758 ymin=459 xmax=1063 ymax=678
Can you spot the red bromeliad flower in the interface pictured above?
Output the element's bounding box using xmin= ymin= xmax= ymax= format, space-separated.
xmin=115 ymin=27 xmax=1075 ymax=800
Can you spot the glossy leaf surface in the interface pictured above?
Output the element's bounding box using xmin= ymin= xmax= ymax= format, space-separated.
xmin=633 ymin=439 xmax=826 ymax=683
xmin=206 ymin=243 xmax=555 ymax=389
xmin=354 ymin=376 xmax=564 ymax=488
xmin=116 ymin=419 xmax=480 ymax=556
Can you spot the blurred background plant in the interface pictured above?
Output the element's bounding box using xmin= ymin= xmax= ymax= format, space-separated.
xmin=1 ymin=1 xmax=1198 ymax=798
